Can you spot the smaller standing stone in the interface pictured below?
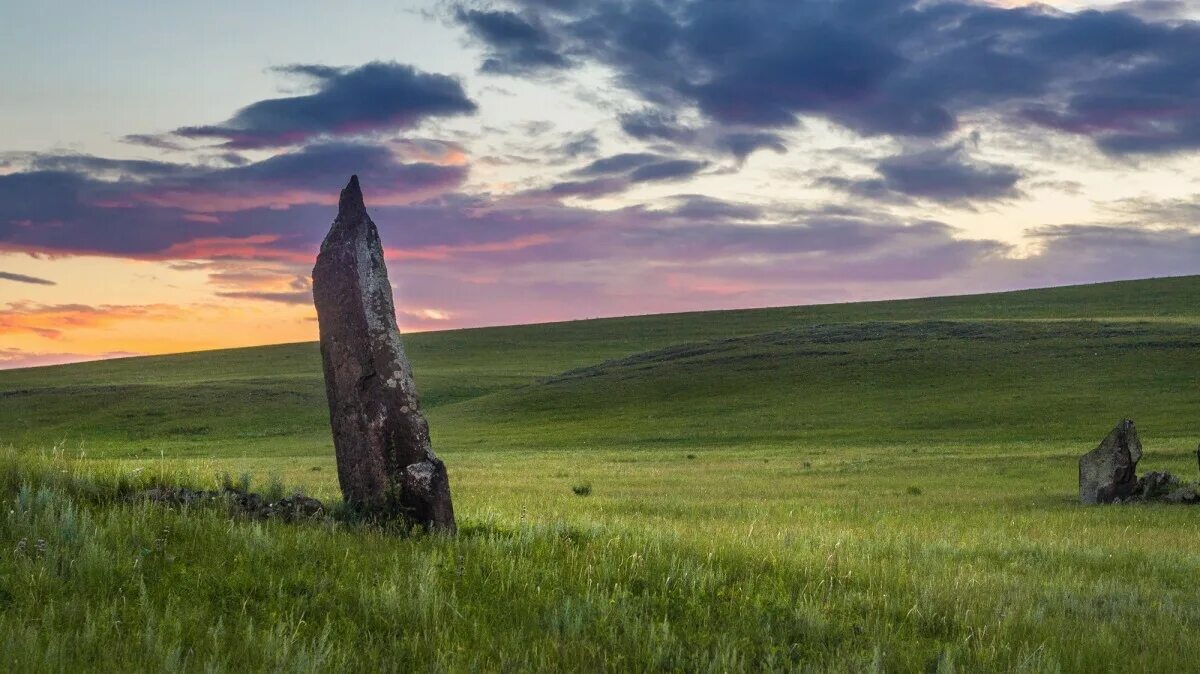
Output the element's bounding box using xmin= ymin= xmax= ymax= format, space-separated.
xmin=1135 ymin=471 xmax=1176 ymax=500
xmin=1079 ymin=419 xmax=1142 ymax=505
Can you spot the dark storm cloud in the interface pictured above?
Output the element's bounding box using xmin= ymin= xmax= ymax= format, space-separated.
xmin=822 ymin=143 xmax=1022 ymax=205
xmin=19 ymin=154 xmax=192 ymax=180
xmin=573 ymin=152 xmax=665 ymax=176
xmin=169 ymin=62 xmax=477 ymax=149
xmin=1110 ymin=1 xmax=1193 ymax=21
xmin=0 ymin=168 xmax=310 ymax=259
xmin=666 ymin=195 xmax=762 ymax=221
xmin=121 ymin=134 xmax=187 ymax=151
xmin=2 ymin=127 xmax=1194 ymax=318
xmin=217 ymin=152 xmax=251 ymax=166
xmin=715 ymin=132 xmax=787 ymax=162
xmin=558 ymin=131 xmax=599 ymax=158
xmin=0 ymin=171 xmax=109 ymax=232
xmin=458 ymin=0 xmax=1200 ymax=155
xmin=543 ymin=177 xmax=630 ymax=198
xmin=1021 ymin=90 xmax=1200 ymax=156
xmin=818 ymin=176 xmax=903 ymax=204
xmin=536 ymin=152 xmax=707 ymax=198
xmin=878 ymin=148 xmax=1020 ymax=203
xmin=570 ymin=152 xmax=706 ymax=182
xmin=0 ymin=143 xmax=466 ymax=259
xmin=628 ymin=158 xmax=708 ymax=182
xmin=0 ymin=272 xmax=56 ymax=286
xmin=165 ymin=142 xmax=466 ymax=205
xmin=0 ymin=139 xmax=1000 ymax=279
xmin=3 ymin=146 xmax=1196 ymax=322
xmin=456 ymin=9 xmax=571 ymax=74
xmin=617 ymin=110 xmax=785 ymax=160
xmin=512 ymin=0 xmax=587 ymax=11
xmin=618 ymin=109 xmax=696 ymax=143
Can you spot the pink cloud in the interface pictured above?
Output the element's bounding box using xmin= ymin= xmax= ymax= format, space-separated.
xmin=383 ymin=234 xmax=556 ymax=262
xmin=0 ymin=348 xmax=142 ymax=370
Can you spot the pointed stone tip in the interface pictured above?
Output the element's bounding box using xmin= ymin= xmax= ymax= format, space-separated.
xmin=338 ymin=174 xmax=365 ymax=217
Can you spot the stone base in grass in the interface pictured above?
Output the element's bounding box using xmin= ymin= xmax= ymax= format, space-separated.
xmin=138 ymin=486 xmax=327 ymax=522
xmin=1113 ymin=471 xmax=1200 ymax=505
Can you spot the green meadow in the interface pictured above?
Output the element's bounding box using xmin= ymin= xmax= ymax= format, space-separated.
xmin=2 ymin=275 xmax=1199 ymax=671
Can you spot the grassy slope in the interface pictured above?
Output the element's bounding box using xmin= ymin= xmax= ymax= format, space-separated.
xmin=2 ymin=275 xmax=1200 ymax=671
xmin=2 ymin=274 xmax=1197 ymax=456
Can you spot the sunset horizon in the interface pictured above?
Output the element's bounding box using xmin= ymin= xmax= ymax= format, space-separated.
xmin=4 ymin=0 xmax=1200 ymax=368
xmin=1 ymin=265 xmax=1192 ymax=370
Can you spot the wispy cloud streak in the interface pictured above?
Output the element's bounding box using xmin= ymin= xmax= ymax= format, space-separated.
xmin=0 ymin=271 xmax=56 ymax=286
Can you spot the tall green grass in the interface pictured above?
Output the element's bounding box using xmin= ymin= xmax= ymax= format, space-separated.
xmin=3 ymin=448 xmax=1199 ymax=671
xmin=2 ymin=276 xmax=1200 ymax=671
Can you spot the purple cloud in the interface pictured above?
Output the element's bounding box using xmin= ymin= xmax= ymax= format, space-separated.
xmin=618 ymin=109 xmax=697 ymax=143
xmin=629 ymin=159 xmax=709 ymax=183
xmin=573 ymin=152 xmax=665 ymax=177
xmin=459 ymin=0 xmax=1200 ymax=155
xmin=824 ymin=143 xmax=1023 ymax=205
xmin=456 ymin=8 xmax=570 ymax=75
xmin=665 ymin=195 xmax=762 ymax=221
xmin=2 ymin=127 xmax=1197 ymax=334
xmin=542 ymin=177 xmax=629 ymax=199
xmin=0 ymin=143 xmax=466 ymax=262
xmin=168 ymin=62 xmax=477 ymax=149
xmin=539 ymin=152 xmax=707 ymax=197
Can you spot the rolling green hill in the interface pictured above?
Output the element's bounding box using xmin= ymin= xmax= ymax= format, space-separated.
xmin=2 ymin=275 xmax=1199 ymax=671
xmin=2 ymin=274 xmax=1198 ymax=457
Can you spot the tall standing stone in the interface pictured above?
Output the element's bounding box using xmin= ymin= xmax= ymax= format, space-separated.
xmin=312 ymin=175 xmax=456 ymax=531
xmin=1078 ymin=418 xmax=1142 ymax=505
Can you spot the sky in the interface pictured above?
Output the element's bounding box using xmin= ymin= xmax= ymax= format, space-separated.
xmin=1 ymin=0 xmax=1199 ymax=369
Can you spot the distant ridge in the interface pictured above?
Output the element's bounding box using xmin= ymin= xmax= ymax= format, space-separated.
xmin=2 ymin=274 xmax=1198 ymax=374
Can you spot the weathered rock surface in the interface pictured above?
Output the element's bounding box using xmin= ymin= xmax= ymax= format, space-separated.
xmin=1134 ymin=471 xmax=1177 ymax=501
xmin=1164 ymin=486 xmax=1200 ymax=505
xmin=1079 ymin=419 xmax=1142 ymax=504
xmin=311 ymin=176 xmax=456 ymax=531
xmin=1078 ymin=420 xmax=1200 ymax=505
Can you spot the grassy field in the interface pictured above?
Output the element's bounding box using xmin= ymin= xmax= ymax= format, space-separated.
xmin=2 ymin=275 xmax=1200 ymax=671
